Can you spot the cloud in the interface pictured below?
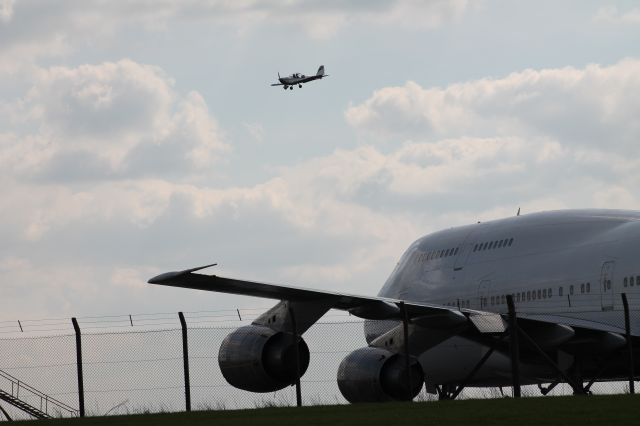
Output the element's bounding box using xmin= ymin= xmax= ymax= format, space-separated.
xmin=243 ymin=122 xmax=265 ymax=144
xmin=0 ymin=0 xmax=14 ymax=22
xmin=4 ymin=58 xmax=640 ymax=320
xmin=0 ymin=0 xmax=471 ymax=64
xmin=1 ymin=60 xmax=228 ymax=182
xmin=345 ymin=59 xmax=640 ymax=152
xmin=594 ymin=6 xmax=640 ymax=25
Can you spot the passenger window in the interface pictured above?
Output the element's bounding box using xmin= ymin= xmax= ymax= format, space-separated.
xmin=521 ymin=292 xmax=525 ymax=302
xmin=542 ymin=289 xmax=547 ymax=299
xmin=586 ymin=282 xmax=590 ymax=293
xmin=559 ymin=287 xmax=563 ymax=297
xmin=570 ymin=285 xmax=574 ymax=295
xmin=454 ymin=247 xmax=459 ymax=255
xmin=624 ymin=277 xmax=628 ymax=287
xmin=491 ymin=296 xmax=495 ymax=305
xmin=532 ymin=291 xmax=536 ymax=300
xmin=630 ymin=276 xmax=635 ymax=286
xmin=537 ymin=289 xmax=541 ymax=299
xmin=580 ymin=283 xmax=585 ymax=293
xmin=501 ymin=295 xmax=505 ymax=304
xmin=473 ymin=244 xmax=478 ymax=252
xmin=494 ymin=241 xmax=500 ymax=248
xmin=636 ymin=276 xmax=640 ymax=286
xmin=488 ymin=242 xmax=494 ymax=249
xmin=548 ymin=288 xmax=552 ymax=297
xmin=508 ymin=238 xmax=514 ymax=246
xmin=527 ymin=291 xmax=531 ymax=301
xmin=516 ymin=293 xmax=520 ymax=302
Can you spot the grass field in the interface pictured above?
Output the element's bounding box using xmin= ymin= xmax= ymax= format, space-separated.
xmin=19 ymin=395 xmax=640 ymax=426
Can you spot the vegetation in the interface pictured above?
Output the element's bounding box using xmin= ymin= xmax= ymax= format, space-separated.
xmin=21 ymin=395 xmax=640 ymax=426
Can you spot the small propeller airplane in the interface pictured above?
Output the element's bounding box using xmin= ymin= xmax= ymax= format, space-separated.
xmin=271 ymin=65 xmax=328 ymax=90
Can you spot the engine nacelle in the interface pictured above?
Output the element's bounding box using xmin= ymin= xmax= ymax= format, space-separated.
xmin=218 ymin=325 xmax=310 ymax=392
xmin=337 ymin=347 xmax=423 ymax=403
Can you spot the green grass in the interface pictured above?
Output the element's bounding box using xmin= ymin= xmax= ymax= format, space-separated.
xmin=22 ymin=395 xmax=640 ymax=426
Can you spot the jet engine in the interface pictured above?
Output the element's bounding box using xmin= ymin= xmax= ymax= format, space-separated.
xmin=337 ymin=347 xmax=423 ymax=403
xmin=218 ymin=325 xmax=310 ymax=392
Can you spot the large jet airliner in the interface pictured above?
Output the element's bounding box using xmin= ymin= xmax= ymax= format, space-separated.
xmin=149 ymin=209 xmax=640 ymax=402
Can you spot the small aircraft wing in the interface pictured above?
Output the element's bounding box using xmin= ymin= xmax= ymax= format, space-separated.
xmin=270 ymin=83 xmax=284 ymax=86
xmin=148 ymin=264 xmax=468 ymax=325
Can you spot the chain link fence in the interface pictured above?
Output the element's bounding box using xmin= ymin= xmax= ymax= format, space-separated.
xmin=0 ymin=296 xmax=638 ymax=421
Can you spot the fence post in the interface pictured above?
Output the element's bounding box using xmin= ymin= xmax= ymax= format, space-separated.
xmin=288 ymin=305 xmax=302 ymax=407
xmin=399 ymin=301 xmax=413 ymax=401
xmin=621 ymin=293 xmax=635 ymax=394
xmin=178 ymin=312 xmax=191 ymax=412
xmin=71 ymin=318 xmax=85 ymax=417
xmin=0 ymin=402 xmax=12 ymax=421
xmin=506 ymin=295 xmax=521 ymax=398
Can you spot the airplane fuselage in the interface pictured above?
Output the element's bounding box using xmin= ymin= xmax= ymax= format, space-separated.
xmin=369 ymin=209 xmax=640 ymax=387
xmin=279 ymin=75 xmax=323 ymax=86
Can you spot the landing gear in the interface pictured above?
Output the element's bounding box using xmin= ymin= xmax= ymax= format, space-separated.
xmin=435 ymin=384 xmax=457 ymax=400
xmin=283 ymin=85 xmax=288 ymax=90
xmin=290 ymin=86 xmax=293 ymax=90
xmin=298 ymin=84 xmax=302 ymax=88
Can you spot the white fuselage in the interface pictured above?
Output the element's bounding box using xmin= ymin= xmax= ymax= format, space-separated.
xmin=370 ymin=209 xmax=640 ymax=386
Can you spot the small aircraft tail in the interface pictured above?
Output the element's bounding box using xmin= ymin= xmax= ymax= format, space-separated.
xmin=316 ymin=65 xmax=325 ymax=76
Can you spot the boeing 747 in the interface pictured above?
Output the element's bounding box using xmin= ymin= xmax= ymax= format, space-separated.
xmin=149 ymin=209 xmax=640 ymax=402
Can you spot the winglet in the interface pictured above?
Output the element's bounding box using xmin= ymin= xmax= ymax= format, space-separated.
xmin=148 ymin=263 xmax=217 ymax=284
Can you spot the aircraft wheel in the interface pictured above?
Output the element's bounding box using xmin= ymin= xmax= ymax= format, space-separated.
xmin=290 ymin=87 xmax=293 ymax=90
xmin=298 ymin=84 xmax=302 ymax=88
xmin=283 ymin=86 xmax=287 ymax=90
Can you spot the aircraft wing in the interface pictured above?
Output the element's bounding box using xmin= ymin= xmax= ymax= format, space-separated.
xmin=149 ymin=264 xmax=632 ymax=358
xmin=270 ymin=83 xmax=284 ymax=86
xmin=148 ymin=264 xmax=472 ymax=326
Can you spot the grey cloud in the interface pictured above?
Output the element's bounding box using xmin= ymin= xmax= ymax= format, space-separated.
xmin=4 ymin=61 xmax=228 ymax=183
xmin=25 ymin=61 xmax=173 ymax=140
xmin=0 ymin=0 xmax=470 ymax=61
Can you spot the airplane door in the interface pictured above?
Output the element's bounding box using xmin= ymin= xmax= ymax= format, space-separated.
xmin=600 ymin=261 xmax=615 ymax=311
xmin=477 ymin=280 xmax=491 ymax=309
xmin=453 ymin=242 xmax=474 ymax=271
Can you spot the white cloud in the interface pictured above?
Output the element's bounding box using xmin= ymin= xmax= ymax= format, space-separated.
xmin=0 ymin=0 xmax=14 ymax=22
xmin=345 ymin=59 xmax=640 ymax=152
xmin=0 ymin=0 xmax=472 ymax=64
xmin=1 ymin=60 xmax=228 ymax=182
xmin=4 ymin=57 xmax=640 ymax=320
xmin=243 ymin=122 xmax=265 ymax=144
xmin=595 ymin=6 xmax=640 ymax=25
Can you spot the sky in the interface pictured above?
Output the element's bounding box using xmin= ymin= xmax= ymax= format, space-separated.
xmin=2 ymin=0 xmax=640 ymax=322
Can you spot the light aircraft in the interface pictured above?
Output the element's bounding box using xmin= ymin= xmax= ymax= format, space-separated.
xmin=271 ymin=65 xmax=328 ymax=90
xmin=149 ymin=209 xmax=640 ymax=402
